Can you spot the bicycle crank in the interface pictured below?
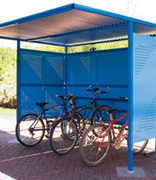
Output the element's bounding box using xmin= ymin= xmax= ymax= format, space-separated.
xmin=114 ymin=134 xmax=128 ymax=149
xmin=114 ymin=138 xmax=122 ymax=149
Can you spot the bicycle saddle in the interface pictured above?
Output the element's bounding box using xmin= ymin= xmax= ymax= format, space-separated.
xmin=36 ymin=102 xmax=49 ymax=108
xmin=102 ymin=108 xmax=117 ymax=114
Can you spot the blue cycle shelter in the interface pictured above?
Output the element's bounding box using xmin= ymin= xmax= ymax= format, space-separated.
xmin=1 ymin=3 xmax=156 ymax=172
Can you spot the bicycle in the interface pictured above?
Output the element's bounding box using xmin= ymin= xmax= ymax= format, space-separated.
xmin=79 ymin=97 xmax=148 ymax=166
xmin=15 ymin=94 xmax=75 ymax=147
xmin=49 ymin=86 xmax=113 ymax=155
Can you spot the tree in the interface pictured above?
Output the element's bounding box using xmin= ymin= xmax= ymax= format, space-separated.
xmin=0 ymin=47 xmax=16 ymax=81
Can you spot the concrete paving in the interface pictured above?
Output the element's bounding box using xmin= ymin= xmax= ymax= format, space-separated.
xmin=0 ymin=117 xmax=156 ymax=180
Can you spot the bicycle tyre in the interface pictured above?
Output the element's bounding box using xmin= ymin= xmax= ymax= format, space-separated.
xmin=61 ymin=112 xmax=82 ymax=137
xmin=49 ymin=117 xmax=78 ymax=155
xmin=80 ymin=123 xmax=111 ymax=166
xmin=16 ymin=113 xmax=45 ymax=147
xmin=132 ymin=140 xmax=148 ymax=155
xmin=91 ymin=105 xmax=114 ymax=125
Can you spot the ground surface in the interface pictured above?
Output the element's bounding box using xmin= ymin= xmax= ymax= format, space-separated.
xmin=0 ymin=108 xmax=156 ymax=180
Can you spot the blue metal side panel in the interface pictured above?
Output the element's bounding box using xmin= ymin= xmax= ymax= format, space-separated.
xmin=67 ymin=53 xmax=96 ymax=85
xmin=133 ymin=33 xmax=156 ymax=143
xmin=97 ymin=49 xmax=128 ymax=85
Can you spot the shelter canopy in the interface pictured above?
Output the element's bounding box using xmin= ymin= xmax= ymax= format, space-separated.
xmin=0 ymin=3 xmax=156 ymax=46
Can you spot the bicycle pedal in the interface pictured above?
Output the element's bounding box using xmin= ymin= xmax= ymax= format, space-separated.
xmin=45 ymin=134 xmax=50 ymax=138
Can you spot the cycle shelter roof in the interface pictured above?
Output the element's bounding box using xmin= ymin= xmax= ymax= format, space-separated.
xmin=0 ymin=3 xmax=156 ymax=46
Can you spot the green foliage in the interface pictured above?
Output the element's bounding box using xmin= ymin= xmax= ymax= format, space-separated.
xmin=21 ymin=42 xmax=65 ymax=53
xmin=68 ymin=40 xmax=128 ymax=53
xmin=21 ymin=40 xmax=128 ymax=54
xmin=0 ymin=47 xmax=16 ymax=81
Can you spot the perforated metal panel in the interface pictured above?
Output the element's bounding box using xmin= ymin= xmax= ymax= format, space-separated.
xmin=44 ymin=54 xmax=64 ymax=84
xmin=19 ymin=50 xmax=65 ymax=118
xmin=67 ymin=53 xmax=96 ymax=84
xmin=97 ymin=49 xmax=128 ymax=85
xmin=20 ymin=51 xmax=43 ymax=84
xmin=20 ymin=86 xmax=44 ymax=115
xmin=133 ymin=33 xmax=156 ymax=143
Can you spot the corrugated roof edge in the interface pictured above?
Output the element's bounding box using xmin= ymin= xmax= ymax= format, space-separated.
xmin=0 ymin=3 xmax=156 ymax=29
xmin=74 ymin=4 xmax=156 ymax=27
xmin=0 ymin=3 xmax=75 ymax=28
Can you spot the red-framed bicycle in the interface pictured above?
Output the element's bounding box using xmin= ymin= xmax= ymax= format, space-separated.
xmin=79 ymin=97 xmax=148 ymax=166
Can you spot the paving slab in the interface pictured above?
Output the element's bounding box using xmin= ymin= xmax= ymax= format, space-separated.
xmin=116 ymin=167 xmax=146 ymax=177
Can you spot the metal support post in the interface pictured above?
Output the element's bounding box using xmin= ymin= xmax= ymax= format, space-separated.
xmin=128 ymin=20 xmax=134 ymax=173
xmin=16 ymin=40 xmax=20 ymax=123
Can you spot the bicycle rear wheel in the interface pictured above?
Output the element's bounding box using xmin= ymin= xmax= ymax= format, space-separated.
xmin=91 ymin=105 xmax=113 ymax=137
xmin=49 ymin=117 xmax=78 ymax=155
xmin=91 ymin=105 xmax=114 ymax=125
xmin=125 ymin=128 xmax=148 ymax=154
xmin=79 ymin=124 xmax=111 ymax=166
xmin=16 ymin=113 xmax=45 ymax=147
xmin=133 ymin=140 xmax=148 ymax=154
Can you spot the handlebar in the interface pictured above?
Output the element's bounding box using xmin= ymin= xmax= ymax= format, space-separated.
xmin=119 ymin=96 xmax=128 ymax=100
xmin=86 ymin=85 xmax=110 ymax=95
xmin=55 ymin=94 xmax=75 ymax=101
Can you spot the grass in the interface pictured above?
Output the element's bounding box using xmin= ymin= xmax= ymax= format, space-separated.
xmin=0 ymin=107 xmax=16 ymax=117
xmin=0 ymin=107 xmax=16 ymax=132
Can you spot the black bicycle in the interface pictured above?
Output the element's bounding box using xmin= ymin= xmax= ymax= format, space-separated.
xmin=49 ymin=86 xmax=113 ymax=155
xmin=15 ymin=94 xmax=75 ymax=147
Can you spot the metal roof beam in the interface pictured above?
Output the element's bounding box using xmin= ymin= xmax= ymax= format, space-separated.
xmin=67 ymin=37 xmax=128 ymax=47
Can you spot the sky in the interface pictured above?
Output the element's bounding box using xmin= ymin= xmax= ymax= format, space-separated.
xmin=0 ymin=0 xmax=156 ymax=48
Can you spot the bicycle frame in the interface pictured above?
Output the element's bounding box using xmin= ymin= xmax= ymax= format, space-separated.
xmin=39 ymin=104 xmax=66 ymax=121
xmin=93 ymin=111 xmax=128 ymax=147
xmin=73 ymin=97 xmax=100 ymax=127
xmin=30 ymin=101 xmax=70 ymax=132
xmin=70 ymin=89 xmax=110 ymax=136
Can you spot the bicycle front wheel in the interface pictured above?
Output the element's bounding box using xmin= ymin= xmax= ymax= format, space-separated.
xmin=79 ymin=124 xmax=111 ymax=166
xmin=16 ymin=113 xmax=45 ymax=147
xmin=49 ymin=117 xmax=78 ymax=155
